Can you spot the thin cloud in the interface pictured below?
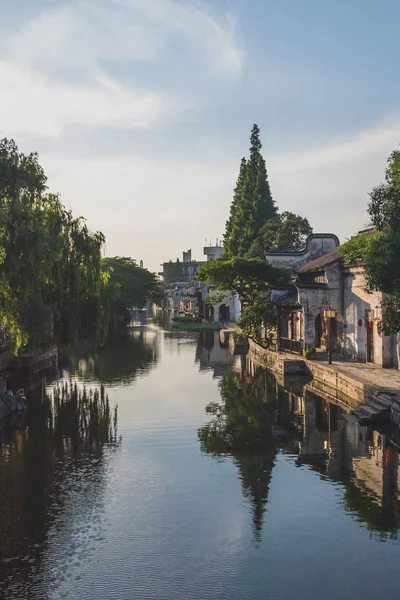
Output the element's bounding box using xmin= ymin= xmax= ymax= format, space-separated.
xmin=269 ymin=115 xmax=400 ymax=239
xmin=0 ymin=60 xmax=183 ymax=138
xmin=116 ymin=0 xmax=243 ymax=75
xmin=0 ymin=0 xmax=242 ymax=139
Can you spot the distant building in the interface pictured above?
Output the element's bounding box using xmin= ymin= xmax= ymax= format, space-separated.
xmin=160 ymin=249 xmax=205 ymax=283
xmin=160 ymin=243 xmax=241 ymax=322
xmin=203 ymin=245 xmax=224 ymax=261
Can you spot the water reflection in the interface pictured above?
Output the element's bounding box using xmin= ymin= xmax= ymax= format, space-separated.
xmin=275 ymin=376 xmax=400 ymax=537
xmin=195 ymin=331 xmax=235 ymax=377
xmin=2 ymin=325 xmax=400 ymax=599
xmin=0 ymin=381 xmax=118 ymax=599
xmin=199 ymin=355 xmax=400 ymax=542
xmin=65 ymin=327 xmax=159 ymax=385
xmin=198 ymin=368 xmax=279 ymax=541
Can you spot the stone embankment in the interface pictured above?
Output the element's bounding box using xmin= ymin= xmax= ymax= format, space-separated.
xmin=247 ymin=338 xmax=400 ymax=426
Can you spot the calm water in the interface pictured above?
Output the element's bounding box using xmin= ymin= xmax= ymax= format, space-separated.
xmin=1 ymin=325 xmax=400 ymax=600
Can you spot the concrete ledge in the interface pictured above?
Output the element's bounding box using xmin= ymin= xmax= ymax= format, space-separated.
xmin=248 ymin=339 xmax=307 ymax=375
xmin=248 ymin=339 xmax=393 ymax=410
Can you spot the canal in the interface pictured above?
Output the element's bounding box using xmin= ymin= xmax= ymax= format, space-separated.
xmin=0 ymin=325 xmax=400 ymax=599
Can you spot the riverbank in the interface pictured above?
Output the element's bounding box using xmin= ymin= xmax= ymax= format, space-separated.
xmin=247 ymin=338 xmax=400 ymax=422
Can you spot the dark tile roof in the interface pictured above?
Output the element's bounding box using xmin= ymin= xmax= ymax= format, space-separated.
xmin=297 ymin=248 xmax=342 ymax=273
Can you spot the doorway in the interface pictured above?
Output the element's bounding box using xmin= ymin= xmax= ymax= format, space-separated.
xmin=367 ymin=323 xmax=374 ymax=363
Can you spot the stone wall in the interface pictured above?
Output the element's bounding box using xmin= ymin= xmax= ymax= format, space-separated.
xmin=342 ymin=266 xmax=391 ymax=367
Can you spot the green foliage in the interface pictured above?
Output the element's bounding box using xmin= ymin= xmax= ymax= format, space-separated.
xmin=197 ymin=256 xmax=289 ymax=339
xmin=339 ymin=232 xmax=380 ymax=264
xmin=198 ymin=369 xmax=277 ymax=539
xmin=172 ymin=322 xmax=221 ymax=331
xmin=248 ymin=211 xmax=313 ymax=258
xmin=172 ymin=316 xmax=202 ymax=323
xmin=304 ymin=345 xmax=316 ymax=359
xmin=224 ymin=125 xmax=277 ymax=257
xmin=232 ymin=330 xmax=247 ymax=344
xmin=0 ymin=137 xmax=160 ymax=352
xmin=238 ymin=300 xmax=276 ymax=341
xmin=203 ymin=291 xmax=229 ymax=306
xmin=102 ymin=257 xmax=161 ymax=327
xmin=196 ymin=257 xmax=290 ymax=306
xmin=338 ymin=147 xmax=400 ymax=333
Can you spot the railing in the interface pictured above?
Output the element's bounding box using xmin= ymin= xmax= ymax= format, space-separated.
xmin=280 ymin=337 xmax=302 ymax=355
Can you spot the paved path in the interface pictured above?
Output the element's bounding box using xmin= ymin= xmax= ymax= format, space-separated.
xmin=328 ymin=360 xmax=400 ymax=392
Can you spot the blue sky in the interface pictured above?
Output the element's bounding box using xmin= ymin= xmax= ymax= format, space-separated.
xmin=1 ymin=0 xmax=400 ymax=271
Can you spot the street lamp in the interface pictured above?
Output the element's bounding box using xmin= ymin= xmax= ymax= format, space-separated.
xmin=323 ymin=303 xmax=336 ymax=365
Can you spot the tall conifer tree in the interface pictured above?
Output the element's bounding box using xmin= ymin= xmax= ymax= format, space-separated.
xmin=223 ymin=125 xmax=276 ymax=257
xmin=224 ymin=157 xmax=247 ymax=253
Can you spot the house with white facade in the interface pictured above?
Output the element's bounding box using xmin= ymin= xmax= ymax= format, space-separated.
xmin=269 ymin=230 xmax=400 ymax=368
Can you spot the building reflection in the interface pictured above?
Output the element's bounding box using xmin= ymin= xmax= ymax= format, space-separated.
xmin=199 ymin=353 xmax=400 ymax=542
xmin=252 ymin=356 xmax=400 ymax=539
xmin=195 ymin=332 xmax=236 ymax=378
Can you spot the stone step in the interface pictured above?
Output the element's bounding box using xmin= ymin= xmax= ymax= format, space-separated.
xmin=353 ymin=408 xmax=373 ymax=423
xmin=372 ymin=393 xmax=393 ymax=407
xmin=371 ymin=396 xmax=392 ymax=409
xmin=359 ymin=405 xmax=380 ymax=416
xmin=368 ymin=400 xmax=390 ymax=413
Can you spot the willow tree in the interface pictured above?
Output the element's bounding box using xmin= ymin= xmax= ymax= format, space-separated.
xmin=0 ymin=137 xmax=111 ymax=351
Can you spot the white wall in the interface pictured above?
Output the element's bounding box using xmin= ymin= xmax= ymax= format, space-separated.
xmin=266 ymin=234 xmax=339 ymax=269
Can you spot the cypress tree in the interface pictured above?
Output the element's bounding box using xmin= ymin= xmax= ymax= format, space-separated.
xmin=224 ymin=157 xmax=247 ymax=256
xmin=223 ymin=125 xmax=276 ymax=257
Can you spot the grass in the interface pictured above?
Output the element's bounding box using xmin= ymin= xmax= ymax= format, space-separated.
xmin=172 ymin=316 xmax=202 ymax=323
xmin=172 ymin=322 xmax=222 ymax=332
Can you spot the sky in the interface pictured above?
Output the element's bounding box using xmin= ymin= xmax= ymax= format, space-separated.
xmin=1 ymin=0 xmax=400 ymax=272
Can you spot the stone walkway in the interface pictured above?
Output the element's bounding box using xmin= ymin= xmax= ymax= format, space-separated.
xmin=325 ymin=359 xmax=400 ymax=392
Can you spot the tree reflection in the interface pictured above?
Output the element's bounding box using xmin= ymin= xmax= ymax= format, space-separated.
xmin=198 ymin=370 xmax=277 ymax=541
xmin=46 ymin=381 xmax=119 ymax=448
xmin=66 ymin=328 xmax=159 ymax=385
xmin=0 ymin=381 xmax=118 ymax=598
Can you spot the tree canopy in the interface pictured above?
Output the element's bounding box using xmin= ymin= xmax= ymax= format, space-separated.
xmin=0 ymin=136 xmax=160 ymax=351
xmin=248 ymin=211 xmax=313 ymax=258
xmin=0 ymin=137 xmax=111 ymax=350
xmin=196 ymin=257 xmax=290 ymax=337
xmin=338 ymin=146 xmax=400 ymax=333
xmin=102 ymin=256 xmax=162 ymax=325
xmin=196 ymin=257 xmax=290 ymax=307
